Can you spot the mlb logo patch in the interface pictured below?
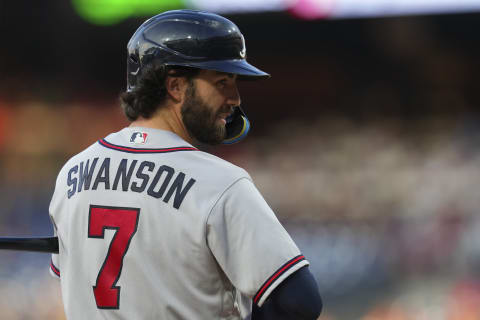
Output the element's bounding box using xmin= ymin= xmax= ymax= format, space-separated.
xmin=130 ymin=132 xmax=148 ymax=144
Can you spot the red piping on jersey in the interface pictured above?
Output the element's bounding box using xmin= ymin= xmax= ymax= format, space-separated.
xmin=98 ymin=139 xmax=198 ymax=153
xmin=50 ymin=260 xmax=60 ymax=277
xmin=253 ymin=255 xmax=306 ymax=304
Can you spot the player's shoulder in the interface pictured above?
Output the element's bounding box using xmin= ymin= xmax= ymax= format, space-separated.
xmin=186 ymin=149 xmax=250 ymax=182
xmin=56 ymin=140 xmax=101 ymax=176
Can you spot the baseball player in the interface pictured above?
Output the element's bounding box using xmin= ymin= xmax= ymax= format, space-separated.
xmin=49 ymin=9 xmax=322 ymax=320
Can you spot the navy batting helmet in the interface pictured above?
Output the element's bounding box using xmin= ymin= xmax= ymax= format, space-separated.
xmin=126 ymin=9 xmax=269 ymax=144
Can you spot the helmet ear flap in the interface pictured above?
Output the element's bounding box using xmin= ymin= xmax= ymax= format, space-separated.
xmin=127 ymin=53 xmax=141 ymax=92
xmin=127 ymin=55 xmax=169 ymax=92
xmin=223 ymin=107 xmax=250 ymax=144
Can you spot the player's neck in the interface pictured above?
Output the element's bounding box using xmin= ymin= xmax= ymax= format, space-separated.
xmin=129 ymin=107 xmax=194 ymax=144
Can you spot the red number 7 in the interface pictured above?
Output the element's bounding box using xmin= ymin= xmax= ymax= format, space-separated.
xmin=88 ymin=205 xmax=140 ymax=309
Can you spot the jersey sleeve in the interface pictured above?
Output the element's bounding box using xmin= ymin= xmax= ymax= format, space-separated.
xmin=206 ymin=177 xmax=309 ymax=307
xmin=49 ymin=220 xmax=61 ymax=279
xmin=48 ymin=171 xmax=63 ymax=280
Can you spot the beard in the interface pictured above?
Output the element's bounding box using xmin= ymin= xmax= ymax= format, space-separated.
xmin=181 ymin=82 xmax=230 ymax=145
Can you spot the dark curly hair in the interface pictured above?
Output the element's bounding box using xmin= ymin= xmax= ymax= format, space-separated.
xmin=120 ymin=65 xmax=200 ymax=121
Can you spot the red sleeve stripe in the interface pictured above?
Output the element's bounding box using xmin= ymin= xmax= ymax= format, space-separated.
xmin=50 ymin=260 xmax=60 ymax=277
xmin=98 ymin=139 xmax=198 ymax=154
xmin=254 ymin=255 xmax=306 ymax=304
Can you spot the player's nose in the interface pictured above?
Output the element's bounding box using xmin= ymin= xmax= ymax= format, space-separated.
xmin=226 ymin=83 xmax=241 ymax=107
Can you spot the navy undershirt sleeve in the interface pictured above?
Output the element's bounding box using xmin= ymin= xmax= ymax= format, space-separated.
xmin=251 ymin=266 xmax=322 ymax=320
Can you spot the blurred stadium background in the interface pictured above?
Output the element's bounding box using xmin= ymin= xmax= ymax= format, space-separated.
xmin=2 ymin=1 xmax=480 ymax=319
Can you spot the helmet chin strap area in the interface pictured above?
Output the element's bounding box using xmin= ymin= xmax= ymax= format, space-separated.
xmin=223 ymin=106 xmax=250 ymax=144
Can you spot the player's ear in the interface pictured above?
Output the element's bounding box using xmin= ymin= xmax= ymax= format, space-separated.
xmin=165 ymin=76 xmax=188 ymax=103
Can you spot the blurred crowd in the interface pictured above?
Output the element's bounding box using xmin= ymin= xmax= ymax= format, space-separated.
xmin=226 ymin=116 xmax=480 ymax=319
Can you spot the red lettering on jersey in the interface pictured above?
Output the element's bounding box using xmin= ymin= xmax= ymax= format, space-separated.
xmin=88 ymin=205 xmax=140 ymax=309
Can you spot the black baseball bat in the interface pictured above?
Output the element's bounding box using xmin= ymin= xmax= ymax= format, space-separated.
xmin=0 ymin=236 xmax=59 ymax=253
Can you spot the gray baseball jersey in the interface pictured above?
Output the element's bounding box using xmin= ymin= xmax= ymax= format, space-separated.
xmin=49 ymin=127 xmax=308 ymax=320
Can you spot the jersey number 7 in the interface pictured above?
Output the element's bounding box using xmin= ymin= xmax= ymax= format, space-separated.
xmin=88 ymin=205 xmax=140 ymax=309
